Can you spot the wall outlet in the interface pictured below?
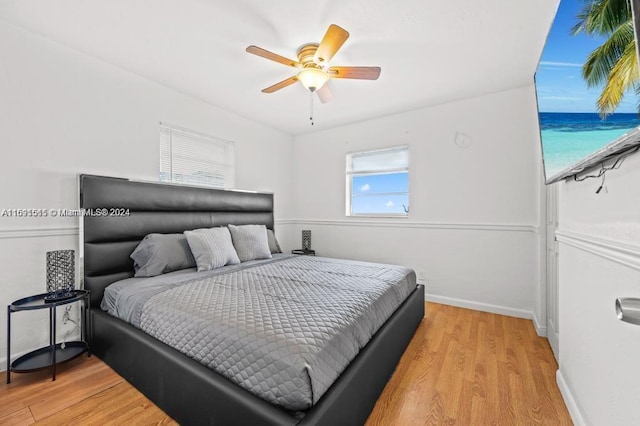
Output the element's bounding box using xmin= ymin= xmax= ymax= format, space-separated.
xmin=416 ymin=271 xmax=427 ymax=285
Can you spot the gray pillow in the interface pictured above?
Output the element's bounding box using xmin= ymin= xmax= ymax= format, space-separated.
xmin=131 ymin=233 xmax=196 ymax=277
xmin=228 ymin=224 xmax=272 ymax=262
xmin=184 ymin=227 xmax=240 ymax=271
xmin=267 ymin=229 xmax=282 ymax=254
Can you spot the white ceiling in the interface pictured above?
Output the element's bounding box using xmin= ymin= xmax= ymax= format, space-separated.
xmin=0 ymin=0 xmax=559 ymax=135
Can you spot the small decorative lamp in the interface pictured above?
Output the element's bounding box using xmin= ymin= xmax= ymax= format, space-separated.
xmin=45 ymin=250 xmax=75 ymax=302
xmin=302 ymin=230 xmax=312 ymax=251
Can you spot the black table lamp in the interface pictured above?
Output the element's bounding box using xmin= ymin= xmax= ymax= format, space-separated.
xmin=302 ymin=230 xmax=312 ymax=251
xmin=45 ymin=250 xmax=75 ymax=302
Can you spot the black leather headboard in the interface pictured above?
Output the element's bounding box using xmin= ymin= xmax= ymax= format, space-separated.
xmin=79 ymin=174 xmax=274 ymax=307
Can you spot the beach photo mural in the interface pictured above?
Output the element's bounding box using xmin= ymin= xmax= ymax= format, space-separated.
xmin=536 ymin=0 xmax=640 ymax=181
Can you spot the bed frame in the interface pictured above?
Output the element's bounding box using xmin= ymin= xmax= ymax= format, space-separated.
xmin=80 ymin=174 xmax=424 ymax=425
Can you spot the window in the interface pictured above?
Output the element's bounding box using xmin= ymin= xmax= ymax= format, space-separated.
xmin=160 ymin=123 xmax=235 ymax=189
xmin=346 ymin=146 xmax=409 ymax=216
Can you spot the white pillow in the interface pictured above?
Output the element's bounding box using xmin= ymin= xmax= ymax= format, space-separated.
xmin=184 ymin=227 xmax=240 ymax=271
xmin=228 ymin=224 xmax=272 ymax=262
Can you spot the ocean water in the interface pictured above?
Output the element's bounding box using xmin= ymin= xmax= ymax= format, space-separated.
xmin=539 ymin=112 xmax=640 ymax=178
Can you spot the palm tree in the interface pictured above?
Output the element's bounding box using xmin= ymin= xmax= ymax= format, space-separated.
xmin=572 ymin=0 xmax=639 ymax=117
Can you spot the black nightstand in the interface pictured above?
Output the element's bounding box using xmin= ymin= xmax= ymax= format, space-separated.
xmin=6 ymin=289 xmax=91 ymax=383
xmin=292 ymin=249 xmax=316 ymax=256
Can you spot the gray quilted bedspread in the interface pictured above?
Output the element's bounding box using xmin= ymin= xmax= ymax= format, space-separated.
xmin=136 ymin=255 xmax=415 ymax=411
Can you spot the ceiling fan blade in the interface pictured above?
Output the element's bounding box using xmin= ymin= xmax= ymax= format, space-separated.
xmin=262 ymin=76 xmax=298 ymax=93
xmin=316 ymin=83 xmax=334 ymax=103
xmin=314 ymin=24 xmax=349 ymax=64
xmin=246 ymin=45 xmax=301 ymax=68
xmin=328 ymin=66 xmax=381 ymax=80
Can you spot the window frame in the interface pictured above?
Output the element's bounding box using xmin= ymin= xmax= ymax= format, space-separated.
xmin=345 ymin=145 xmax=409 ymax=218
xmin=159 ymin=122 xmax=235 ymax=189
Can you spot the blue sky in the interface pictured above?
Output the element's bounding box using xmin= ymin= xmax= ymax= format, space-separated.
xmin=536 ymin=0 xmax=638 ymax=113
xmin=352 ymin=172 xmax=408 ymax=215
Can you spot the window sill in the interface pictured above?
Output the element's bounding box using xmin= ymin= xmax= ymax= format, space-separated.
xmin=346 ymin=214 xmax=409 ymax=219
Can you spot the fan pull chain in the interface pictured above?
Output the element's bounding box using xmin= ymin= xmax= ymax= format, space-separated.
xmin=310 ymin=91 xmax=314 ymax=126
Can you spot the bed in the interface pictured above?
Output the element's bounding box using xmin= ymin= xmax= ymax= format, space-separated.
xmin=80 ymin=174 xmax=424 ymax=425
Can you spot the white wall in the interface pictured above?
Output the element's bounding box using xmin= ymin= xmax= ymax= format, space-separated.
xmin=292 ymin=86 xmax=544 ymax=321
xmin=0 ymin=21 xmax=294 ymax=370
xmin=556 ymin=152 xmax=640 ymax=425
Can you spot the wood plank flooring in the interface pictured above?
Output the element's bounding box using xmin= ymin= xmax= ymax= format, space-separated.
xmin=0 ymin=303 xmax=571 ymax=425
xmin=366 ymin=303 xmax=572 ymax=425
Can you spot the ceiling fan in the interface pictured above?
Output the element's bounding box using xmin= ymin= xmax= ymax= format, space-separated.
xmin=246 ymin=24 xmax=381 ymax=103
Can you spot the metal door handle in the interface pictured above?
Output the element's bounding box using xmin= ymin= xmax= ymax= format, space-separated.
xmin=616 ymin=298 xmax=640 ymax=325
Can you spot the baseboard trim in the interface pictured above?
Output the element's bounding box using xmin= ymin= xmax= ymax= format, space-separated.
xmin=532 ymin=311 xmax=547 ymax=337
xmin=425 ymin=293 xmax=533 ymax=320
xmin=287 ymin=219 xmax=537 ymax=233
xmin=0 ymin=226 xmax=79 ymax=239
xmin=557 ymin=369 xmax=587 ymax=426
xmin=556 ymin=229 xmax=640 ymax=271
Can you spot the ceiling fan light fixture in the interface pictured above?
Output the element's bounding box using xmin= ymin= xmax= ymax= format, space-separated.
xmin=247 ymin=24 xmax=380 ymax=101
xmin=297 ymin=68 xmax=329 ymax=92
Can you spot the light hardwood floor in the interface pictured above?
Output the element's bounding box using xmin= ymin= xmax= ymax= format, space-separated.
xmin=0 ymin=303 xmax=572 ymax=425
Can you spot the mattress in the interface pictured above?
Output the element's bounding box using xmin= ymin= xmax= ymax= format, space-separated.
xmin=101 ymin=254 xmax=416 ymax=411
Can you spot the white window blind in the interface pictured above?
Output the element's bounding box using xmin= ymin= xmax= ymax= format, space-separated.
xmin=346 ymin=145 xmax=409 ymax=216
xmin=160 ymin=123 xmax=235 ymax=189
xmin=349 ymin=146 xmax=409 ymax=174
